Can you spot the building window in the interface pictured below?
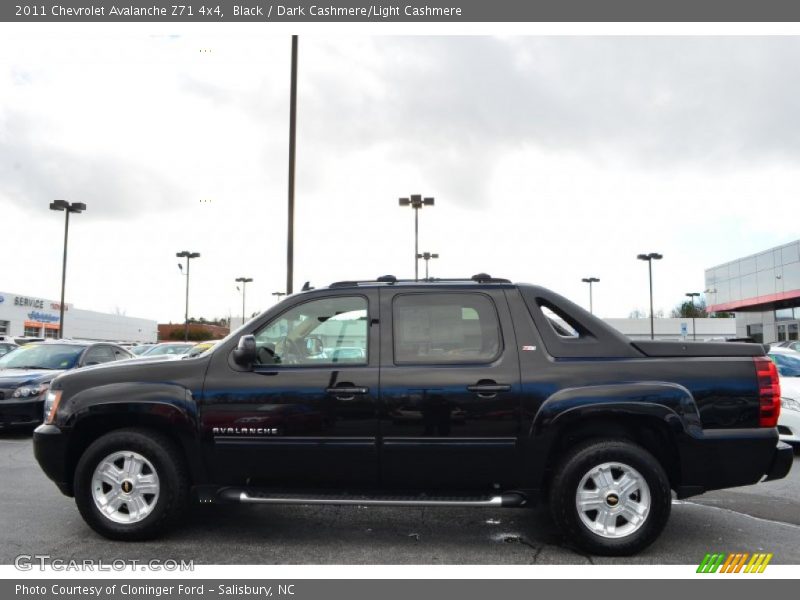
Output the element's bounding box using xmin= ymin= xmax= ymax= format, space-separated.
xmin=0 ymin=320 xmax=8 ymax=335
xmin=44 ymin=328 xmax=60 ymax=339
xmin=747 ymin=324 xmax=763 ymax=344
xmin=24 ymin=325 xmax=41 ymax=337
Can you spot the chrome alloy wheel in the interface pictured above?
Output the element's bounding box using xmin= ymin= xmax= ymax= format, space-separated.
xmin=575 ymin=461 xmax=651 ymax=539
xmin=91 ymin=451 xmax=160 ymax=524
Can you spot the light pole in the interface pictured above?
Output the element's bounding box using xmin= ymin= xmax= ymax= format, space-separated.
xmin=272 ymin=291 xmax=286 ymax=302
xmin=49 ymin=200 xmax=86 ymax=339
xmin=637 ymin=252 xmax=663 ymax=340
xmin=176 ymin=251 xmax=200 ymax=341
xmin=399 ymin=194 xmax=434 ymax=280
xmin=236 ymin=277 xmax=253 ymax=325
xmin=286 ymin=35 xmax=299 ymax=296
xmin=686 ymin=292 xmax=700 ymax=341
xmin=581 ymin=277 xmax=600 ymax=314
xmin=417 ymin=252 xmax=439 ymax=279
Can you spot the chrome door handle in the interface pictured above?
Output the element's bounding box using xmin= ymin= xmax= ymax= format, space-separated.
xmin=466 ymin=383 xmax=511 ymax=399
xmin=326 ymin=386 xmax=369 ymax=401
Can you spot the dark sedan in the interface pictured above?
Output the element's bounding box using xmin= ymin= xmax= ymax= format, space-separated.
xmin=0 ymin=341 xmax=133 ymax=428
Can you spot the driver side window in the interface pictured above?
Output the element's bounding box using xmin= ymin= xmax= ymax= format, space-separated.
xmin=253 ymin=296 xmax=368 ymax=367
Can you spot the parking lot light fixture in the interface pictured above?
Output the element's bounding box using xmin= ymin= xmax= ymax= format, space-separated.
xmin=686 ymin=292 xmax=701 ymax=341
xmin=416 ymin=252 xmax=439 ymax=279
xmin=236 ymin=277 xmax=253 ymax=326
xmin=581 ymin=277 xmax=600 ymax=314
xmin=49 ymin=200 xmax=86 ymax=339
xmin=637 ymin=253 xmax=663 ymax=340
xmin=176 ymin=251 xmax=200 ymax=341
xmin=399 ymin=195 xmax=434 ymax=281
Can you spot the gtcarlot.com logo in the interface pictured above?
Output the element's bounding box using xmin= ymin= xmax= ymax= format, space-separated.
xmin=697 ymin=552 xmax=773 ymax=573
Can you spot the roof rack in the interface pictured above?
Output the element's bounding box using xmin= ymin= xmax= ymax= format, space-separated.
xmin=329 ymin=273 xmax=511 ymax=288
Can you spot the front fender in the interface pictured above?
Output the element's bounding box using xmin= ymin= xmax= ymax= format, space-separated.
xmin=59 ymin=381 xmax=197 ymax=429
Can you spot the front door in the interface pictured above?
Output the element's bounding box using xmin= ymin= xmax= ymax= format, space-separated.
xmin=378 ymin=288 xmax=522 ymax=490
xmin=201 ymin=292 xmax=380 ymax=487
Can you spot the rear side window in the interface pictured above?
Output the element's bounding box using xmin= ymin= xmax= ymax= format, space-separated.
xmin=393 ymin=293 xmax=502 ymax=364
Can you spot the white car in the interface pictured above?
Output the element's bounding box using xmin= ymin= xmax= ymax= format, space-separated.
xmin=769 ymin=347 xmax=800 ymax=446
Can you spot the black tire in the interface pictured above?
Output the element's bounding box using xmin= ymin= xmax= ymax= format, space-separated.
xmin=549 ymin=439 xmax=671 ymax=556
xmin=73 ymin=428 xmax=189 ymax=541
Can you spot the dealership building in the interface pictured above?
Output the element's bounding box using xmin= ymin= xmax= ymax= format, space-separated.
xmin=705 ymin=239 xmax=800 ymax=344
xmin=0 ymin=291 xmax=158 ymax=343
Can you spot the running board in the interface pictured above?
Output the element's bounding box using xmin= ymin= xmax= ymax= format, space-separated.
xmin=217 ymin=488 xmax=527 ymax=508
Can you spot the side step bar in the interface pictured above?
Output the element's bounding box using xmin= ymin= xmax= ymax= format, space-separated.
xmin=217 ymin=489 xmax=527 ymax=508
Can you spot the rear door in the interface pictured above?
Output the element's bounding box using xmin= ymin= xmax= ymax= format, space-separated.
xmin=378 ymin=288 xmax=523 ymax=489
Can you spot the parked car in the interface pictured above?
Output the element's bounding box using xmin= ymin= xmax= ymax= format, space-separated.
xmin=774 ymin=340 xmax=800 ymax=352
xmin=185 ymin=340 xmax=219 ymax=358
xmin=768 ymin=347 xmax=800 ymax=447
xmin=135 ymin=342 xmax=194 ymax=359
xmin=0 ymin=342 xmax=18 ymax=357
xmin=129 ymin=345 xmax=155 ymax=356
xmin=0 ymin=341 xmax=134 ymax=428
xmin=33 ymin=275 xmax=791 ymax=555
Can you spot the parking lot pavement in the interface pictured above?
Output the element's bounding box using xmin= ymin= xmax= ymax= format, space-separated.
xmin=1 ymin=434 xmax=798 ymax=565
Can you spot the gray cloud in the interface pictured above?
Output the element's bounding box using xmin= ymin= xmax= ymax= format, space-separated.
xmin=297 ymin=36 xmax=800 ymax=206
xmin=0 ymin=110 xmax=185 ymax=218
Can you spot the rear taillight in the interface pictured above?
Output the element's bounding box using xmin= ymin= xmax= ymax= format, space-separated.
xmin=754 ymin=356 xmax=781 ymax=427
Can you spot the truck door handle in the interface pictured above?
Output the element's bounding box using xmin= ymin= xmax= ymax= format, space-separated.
xmin=326 ymin=386 xmax=369 ymax=401
xmin=467 ymin=383 xmax=511 ymax=398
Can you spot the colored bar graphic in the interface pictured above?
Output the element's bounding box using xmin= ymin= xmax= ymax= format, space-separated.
xmin=696 ymin=552 xmax=771 ymax=573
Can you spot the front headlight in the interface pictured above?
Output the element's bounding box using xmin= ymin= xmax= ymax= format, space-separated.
xmin=12 ymin=383 xmax=49 ymax=399
xmin=43 ymin=390 xmax=62 ymax=424
xmin=781 ymin=397 xmax=800 ymax=412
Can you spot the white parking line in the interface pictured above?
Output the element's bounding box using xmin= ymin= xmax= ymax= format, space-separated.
xmin=673 ymin=499 xmax=800 ymax=530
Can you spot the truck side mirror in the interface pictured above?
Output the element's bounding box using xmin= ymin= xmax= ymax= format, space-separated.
xmin=232 ymin=335 xmax=257 ymax=367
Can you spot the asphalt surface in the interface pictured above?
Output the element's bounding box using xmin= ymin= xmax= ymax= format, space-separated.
xmin=1 ymin=431 xmax=798 ymax=565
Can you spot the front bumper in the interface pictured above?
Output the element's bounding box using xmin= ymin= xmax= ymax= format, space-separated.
xmin=33 ymin=423 xmax=72 ymax=496
xmin=0 ymin=397 xmax=44 ymax=427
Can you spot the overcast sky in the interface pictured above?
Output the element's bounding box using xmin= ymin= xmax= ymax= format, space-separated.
xmin=1 ymin=32 xmax=798 ymax=323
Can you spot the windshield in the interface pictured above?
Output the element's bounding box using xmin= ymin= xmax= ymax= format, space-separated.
xmin=130 ymin=345 xmax=152 ymax=355
xmin=143 ymin=344 xmax=192 ymax=356
xmin=0 ymin=343 xmax=85 ymax=370
xmin=770 ymin=352 xmax=800 ymax=377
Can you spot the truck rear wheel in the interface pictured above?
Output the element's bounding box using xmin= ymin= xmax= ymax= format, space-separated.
xmin=549 ymin=439 xmax=671 ymax=556
xmin=73 ymin=428 xmax=189 ymax=540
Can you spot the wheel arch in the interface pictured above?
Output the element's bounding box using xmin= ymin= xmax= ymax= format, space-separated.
xmin=62 ymin=403 xmax=205 ymax=497
xmin=530 ymin=383 xmax=699 ymax=493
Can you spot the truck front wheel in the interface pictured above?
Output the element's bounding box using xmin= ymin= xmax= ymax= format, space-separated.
xmin=549 ymin=439 xmax=671 ymax=556
xmin=73 ymin=428 xmax=189 ymax=540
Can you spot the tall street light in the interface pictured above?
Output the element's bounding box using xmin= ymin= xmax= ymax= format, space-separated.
xmin=637 ymin=253 xmax=663 ymax=340
xmin=686 ymin=292 xmax=700 ymax=341
xmin=176 ymin=251 xmax=200 ymax=341
xmin=581 ymin=277 xmax=600 ymax=315
xmin=286 ymin=34 xmax=299 ymax=296
xmin=236 ymin=277 xmax=253 ymax=325
xmin=417 ymin=252 xmax=439 ymax=279
xmin=272 ymin=291 xmax=286 ymax=302
xmin=49 ymin=200 xmax=86 ymax=339
xmin=399 ymin=194 xmax=434 ymax=280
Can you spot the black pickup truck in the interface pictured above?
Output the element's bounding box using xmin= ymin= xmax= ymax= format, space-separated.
xmin=33 ymin=275 xmax=792 ymax=555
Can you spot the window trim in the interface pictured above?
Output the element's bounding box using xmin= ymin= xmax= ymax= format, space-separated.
xmin=251 ymin=293 xmax=371 ymax=370
xmin=391 ymin=291 xmax=504 ymax=367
